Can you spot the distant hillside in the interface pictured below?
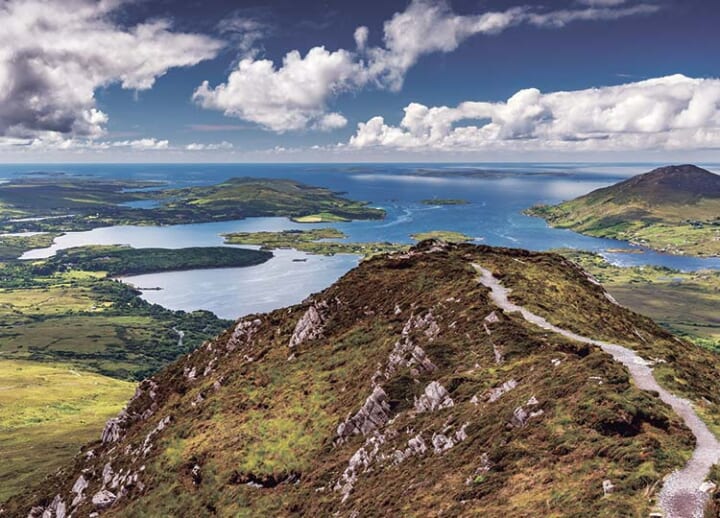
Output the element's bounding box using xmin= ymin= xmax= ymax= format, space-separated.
xmin=527 ymin=165 xmax=720 ymax=256
xmin=6 ymin=242 xmax=720 ymax=517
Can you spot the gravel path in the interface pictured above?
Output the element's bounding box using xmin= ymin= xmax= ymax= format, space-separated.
xmin=473 ymin=264 xmax=720 ymax=518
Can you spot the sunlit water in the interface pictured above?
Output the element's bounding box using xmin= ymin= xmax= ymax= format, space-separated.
xmin=5 ymin=162 xmax=720 ymax=319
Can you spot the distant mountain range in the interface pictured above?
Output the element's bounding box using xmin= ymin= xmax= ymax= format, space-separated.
xmin=7 ymin=242 xmax=720 ymax=517
xmin=527 ymin=165 xmax=720 ymax=256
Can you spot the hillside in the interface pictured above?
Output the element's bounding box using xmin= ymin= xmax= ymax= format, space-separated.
xmin=5 ymin=242 xmax=720 ymax=517
xmin=527 ymin=165 xmax=720 ymax=256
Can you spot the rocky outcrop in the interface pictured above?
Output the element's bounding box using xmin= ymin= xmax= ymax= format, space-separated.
xmin=337 ymin=387 xmax=391 ymax=441
xmin=487 ymin=379 xmax=518 ymax=403
xmin=289 ymin=301 xmax=327 ymax=348
xmin=91 ymin=490 xmax=116 ymax=509
xmin=414 ymin=381 xmax=454 ymax=413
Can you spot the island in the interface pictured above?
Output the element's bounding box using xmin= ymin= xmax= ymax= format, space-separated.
xmin=0 ymin=176 xmax=385 ymax=238
xmin=223 ymin=228 xmax=409 ymax=257
xmin=43 ymin=245 xmax=272 ymax=276
xmin=410 ymin=230 xmax=473 ymax=242
xmin=526 ymin=164 xmax=720 ymax=256
xmin=420 ymin=198 xmax=469 ymax=206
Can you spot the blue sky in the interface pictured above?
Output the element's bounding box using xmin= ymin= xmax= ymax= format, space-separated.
xmin=1 ymin=0 xmax=719 ymax=162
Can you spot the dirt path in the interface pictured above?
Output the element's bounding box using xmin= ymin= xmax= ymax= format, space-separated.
xmin=473 ymin=264 xmax=720 ymax=518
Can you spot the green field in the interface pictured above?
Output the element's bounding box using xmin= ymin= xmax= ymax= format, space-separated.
xmin=0 ymin=360 xmax=134 ymax=501
xmin=561 ymin=250 xmax=720 ymax=350
xmin=0 ymin=252 xmax=235 ymax=380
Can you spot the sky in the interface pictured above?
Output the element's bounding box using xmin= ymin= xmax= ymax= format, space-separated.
xmin=1 ymin=0 xmax=719 ymax=163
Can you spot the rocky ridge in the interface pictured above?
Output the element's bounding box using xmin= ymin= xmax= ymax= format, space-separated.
xmin=5 ymin=241 xmax=720 ymax=517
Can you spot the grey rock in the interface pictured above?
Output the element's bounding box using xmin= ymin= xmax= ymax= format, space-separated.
xmin=414 ymin=381 xmax=454 ymax=413
xmin=289 ymin=302 xmax=326 ymax=348
xmin=91 ymin=490 xmax=116 ymax=508
xmin=337 ymin=387 xmax=391 ymax=440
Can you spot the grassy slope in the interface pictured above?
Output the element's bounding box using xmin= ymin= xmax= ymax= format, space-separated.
xmin=9 ymin=243 xmax=720 ymax=517
xmin=560 ymin=251 xmax=720 ymax=351
xmin=0 ymin=360 xmax=134 ymax=501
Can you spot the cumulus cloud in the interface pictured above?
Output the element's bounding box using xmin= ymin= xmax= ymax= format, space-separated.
xmin=0 ymin=0 xmax=222 ymax=142
xmin=348 ymin=75 xmax=720 ymax=152
xmin=193 ymin=46 xmax=364 ymax=132
xmin=195 ymin=0 xmax=658 ymax=132
xmin=185 ymin=141 xmax=234 ymax=151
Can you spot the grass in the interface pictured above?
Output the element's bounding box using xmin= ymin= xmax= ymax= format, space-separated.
xmin=6 ymin=243 xmax=703 ymax=516
xmin=558 ymin=250 xmax=720 ymax=351
xmin=411 ymin=230 xmax=473 ymax=242
xmin=0 ymin=359 xmax=134 ymax=501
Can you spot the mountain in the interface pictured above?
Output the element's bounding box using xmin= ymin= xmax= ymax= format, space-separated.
xmin=527 ymin=165 xmax=720 ymax=256
xmin=5 ymin=242 xmax=720 ymax=517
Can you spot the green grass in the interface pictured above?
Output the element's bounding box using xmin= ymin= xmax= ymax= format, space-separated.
xmin=558 ymin=250 xmax=720 ymax=351
xmin=411 ymin=230 xmax=473 ymax=242
xmin=0 ymin=359 xmax=134 ymax=502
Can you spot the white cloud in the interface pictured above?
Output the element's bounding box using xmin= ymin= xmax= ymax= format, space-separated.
xmin=195 ymin=0 xmax=659 ymax=133
xmin=349 ymin=75 xmax=720 ymax=152
xmin=193 ymin=46 xmax=364 ymax=132
xmin=0 ymin=0 xmax=222 ymax=142
xmin=185 ymin=141 xmax=234 ymax=151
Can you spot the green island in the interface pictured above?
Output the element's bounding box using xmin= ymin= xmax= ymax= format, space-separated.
xmin=410 ymin=230 xmax=473 ymax=242
xmin=527 ymin=165 xmax=720 ymax=256
xmin=0 ymin=360 xmax=134 ymax=501
xmin=420 ymin=198 xmax=469 ymax=206
xmin=222 ymin=228 xmax=474 ymax=257
xmin=223 ymin=228 xmax=409 ymax=257
xmin=560 ymin=249 xmax=720 ymax=352
xmin=0 ymin=176 xmax=385 ymax=252
xmin=44 ymin=245 xmax=272 ymax=276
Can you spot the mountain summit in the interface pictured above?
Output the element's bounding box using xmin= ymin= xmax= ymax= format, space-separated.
xmin=588 ymin=164 xmax=720 ymax=205
xmin=6 ymin=242 xmax=720 ymax=517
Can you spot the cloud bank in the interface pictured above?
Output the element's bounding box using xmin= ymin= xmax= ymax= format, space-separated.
xmin=0 ymin=0 xmax=222 ymax=142
xmin=348 ymin=75 xmax=720 ymax=152
xmin=195 ymin=0 xmax=659 ymax=132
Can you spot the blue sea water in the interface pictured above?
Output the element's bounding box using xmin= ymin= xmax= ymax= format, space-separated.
xmin=3 ymin=162 xmax=719 ymax=318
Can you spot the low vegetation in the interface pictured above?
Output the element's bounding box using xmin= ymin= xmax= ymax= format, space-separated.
xmin=8 ymin=243 xmax=716 ymax=516
xmin=0 ymin=360 xmax=134 ymax=502
xmin=559 ymin=250 xmax=720 ymax=352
